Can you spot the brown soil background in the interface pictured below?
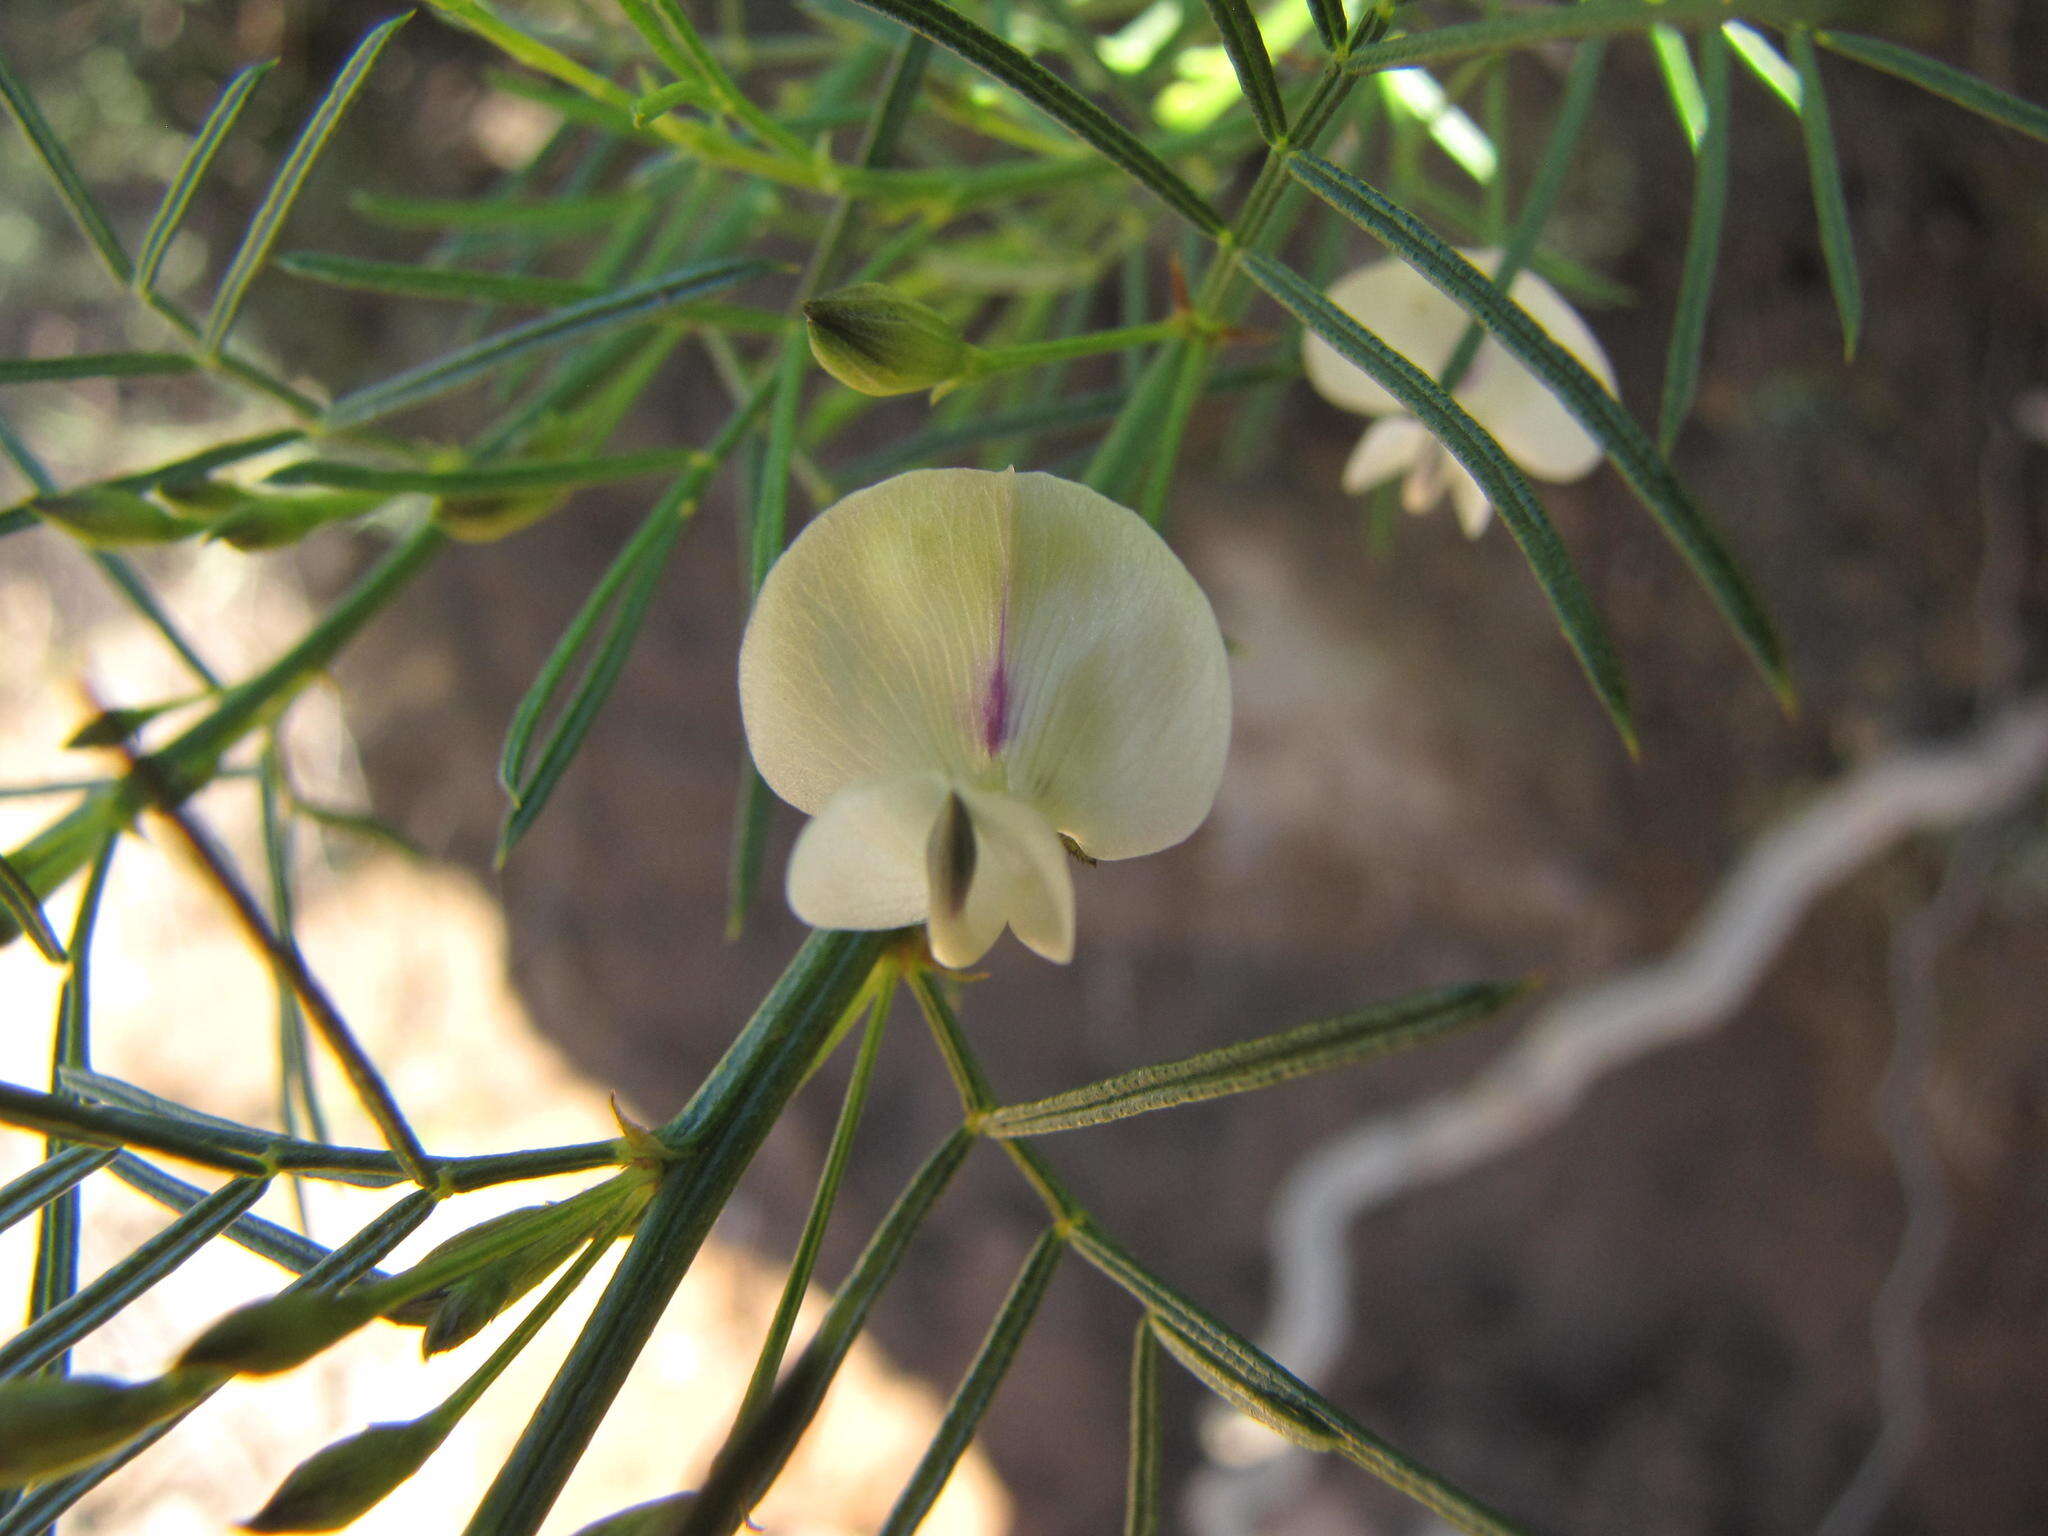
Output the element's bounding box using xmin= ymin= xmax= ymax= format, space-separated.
xmin=6 ymin=2 xmax=2046 ymax=1533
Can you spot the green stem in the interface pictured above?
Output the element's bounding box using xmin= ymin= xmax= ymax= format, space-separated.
xmin=460 ymin=928 xmax=890 ymax=1536
xmin=967 ymin=319 xmax=1190 ymax=380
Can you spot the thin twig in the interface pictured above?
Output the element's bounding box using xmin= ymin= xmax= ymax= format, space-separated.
xmin=1192 ymin=698 xmax=2048 ymax=1530
xmin=116 ymin=742 xmax=435 ymax=1186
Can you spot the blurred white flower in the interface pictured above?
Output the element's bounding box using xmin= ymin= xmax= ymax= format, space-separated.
xmin=1302 ymin=249 xmax=1616 ymax=538
xmin=739 ymin=468 xmax=1231 ymax=968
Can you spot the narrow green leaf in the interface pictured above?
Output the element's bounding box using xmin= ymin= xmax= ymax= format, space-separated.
xmin=327 ymin=257 xmax=768 ymax=429
xmin=723 ymin=762 xmax=774 ymax=939
xmin=1438 ymin=39 xmax=1608 ymax=393
xmin=677 ymin=1129 xmax=975 ymax=1536
xmin=105 ymin=427 xmax=307 ymax=492
xmin=1083 ymin=338 xmax=1192 ymax=503
xmin=1789 ymin=29 xmax=1862 ymax=359
xmin=1286 ymin=149 xmax=1789 ymax=702
xmin=632 ymin=79 xmax=712 ymax=127
xmin=267 ymin=445 xmax=708 ymax=497
xmin=0 ymin=1176 xmax=271 ymax=1380
xmin=746 ymin=331 xmax=806 ymax=596
xmin=0 ymin=47 xmax=132 ymax=283
xmin=731 ymin=991 xmax=889 ymax=1435
xmin=136 ymin=60 xmax=275 ymax=293
xmin=986 ymin=981 xmax=1524 ymax=1137
xmin=1194 ymin=0 xmax=1288 ymax=143
xmin=1124 ymin=1317 xmax=1161 ymax=1536
xmin=27 ymin=836 xmax=116 ymax=1396
xmin=203 ymin=15 xmax=410 ymax=353
xmin=0 ymin=353 xmax=197 ymax=385
xmin=108 ymin=1153 xmax=374 ymax=1283
xmin=841 ymin=361 xmax=1289 ymax=484
xmin=496 ymin=384 xmax=770 ymax=856
xmin=618 ymin=0 xmax=810 ymax=157
xmin=0 ymin=1148 xmax=116 ymax=1242
xmin=833 ymin=0 xmax=1226 ymax=233
xmin=1816 ymin=29 xmax=2048 ymax=142
xmin=1305 ymin=0 xmax=1346 ymax=54
xmin=290 ymin=798 xmax=423 ymax=858
xmin=1648 ymin=25 xmax=1707 ymax=150
xmin=1659 ymin=24 xmax=1730 ymax=455
xmin=1241 ymin=249 xmax=1634 ymax=746
xmin=1722 ymin=22 xmax=1801 ymax=111
xmin=494 ymin=511 xmax=680 ymax=860
xmin=0 ymin=852 xmax=66 ymax=963
xmin=350 ymin=189 xmax=645 ymax=234
xmin=1344 ymin=0 xmax=1826 ymax=76
xmin=1071 ymin=1222 xmax=1530 ymax=1536
xmin=496 ymin=495 xmax=675 ymax=798
xmin=1149 ymin=1315 xmax=1335 ymax=1451
xmin=878 ymin=1227 xmax=1063 ymax=1535
xmin=277 ymin=251 xmax=601 ymax=306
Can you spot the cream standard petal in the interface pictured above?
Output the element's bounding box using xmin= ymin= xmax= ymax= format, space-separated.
xmin=785 ymin=773 xmax=948 ymax=931
xmin=996 ymin=474 xmax=1230 ymax=862
xmin=740 ymin=468 xmax=1017 ymax=815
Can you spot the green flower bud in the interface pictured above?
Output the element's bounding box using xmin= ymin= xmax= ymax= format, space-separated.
xmin=802 ymin=283 xmax=976 ymax=397
xmin=379 ymin=1177 xmax=647 ymax=1338
xmin=25 ymin=487 xmax=199 ymax=547
xmin=241 ymin=1416 xmax=448 ymax=1532
xmin=205 ymin=490 xmax=384 ymax=551
xmin=0 ymin=1372 xmax=210 ymax=1487
xmin=420 ymin=1217 xmax=590 ymax=1357
xmin=177 ymin=1290 xmax=382 ymax=1378
xmin=432 ymin=490 xmax=564 ymax=543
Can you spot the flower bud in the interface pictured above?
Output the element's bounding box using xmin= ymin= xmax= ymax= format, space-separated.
xmin=241 ymin=1416 xmax=448 ymax=1532
xmin=177 ymin=1290 xmax=382 ymax=1378
xmin=0 ymin=1372 xmax=210 ymax=1486
xmin=419 ymin=1219 xmax=589 ymax=1357
xmin=24 ymin=487 xmax=198 ymax=547
xmin=802 ymin=283 xmax=976 ymax=396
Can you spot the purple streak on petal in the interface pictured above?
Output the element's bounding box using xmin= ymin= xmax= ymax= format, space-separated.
xmin=981 ymin=606 xmax=1011 ymax=756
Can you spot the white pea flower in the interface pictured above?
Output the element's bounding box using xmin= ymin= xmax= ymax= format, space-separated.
xmin=1302 ymin=249 xmax=1616 ymax=538
xmin=739 ymin=468 xmax=1231 ymax=968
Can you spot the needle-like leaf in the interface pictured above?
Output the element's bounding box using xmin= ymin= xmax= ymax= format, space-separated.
xmin=832 ymin=0 xmax=1225 ymax=233
xmin=1789 ymin=28 xmax=1862 ymax=359
xmin=1816 ymin=28 xmax=2048 ymax=143
xmin=136 ymin=59 xmax=274 ymax=293
xmin=327 ymin=258 xmax=768 ymax=429
xmin=985 ymin=981 xmax=1524 ymax=1136
xmin=202 ymin=15 xmax=409 ymax=353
